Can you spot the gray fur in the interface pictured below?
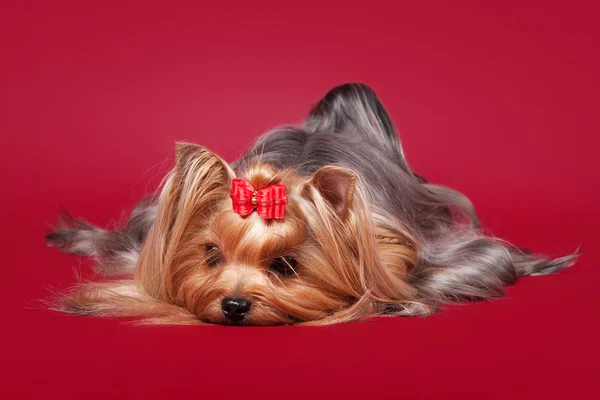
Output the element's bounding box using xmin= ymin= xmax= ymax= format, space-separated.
xmin=47 ymin=82 xmax=577 ymax=315
xmin=46 ymin=198 xmax=157 ymax=276
xmin=234 ymin=83 xmax=578 ymax=314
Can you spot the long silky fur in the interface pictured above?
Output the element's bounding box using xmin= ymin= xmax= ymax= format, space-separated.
xmin=45 ymin=82 xmax=578 ymax=324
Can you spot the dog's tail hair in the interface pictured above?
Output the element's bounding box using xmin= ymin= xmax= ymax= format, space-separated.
xmin=45 ymin=198 xmax=157 ymax=276
xmin=303 ymin=83 xmax=428 ymax=183
xmin=304 ymin=83 xmax=398 ymax=146
xmin=303 ymin=83 xmax=483 ymax=227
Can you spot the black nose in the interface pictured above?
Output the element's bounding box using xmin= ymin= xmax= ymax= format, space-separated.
xmin=221 ymin=297 xmax=251 ymax=322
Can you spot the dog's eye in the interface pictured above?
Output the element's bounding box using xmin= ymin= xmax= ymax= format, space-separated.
xmin=270 ymin=256 xmax=298 ymax=277
xmin=204 ymin=245 xmax=225 ymax=268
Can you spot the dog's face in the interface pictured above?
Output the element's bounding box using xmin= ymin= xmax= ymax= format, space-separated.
xmin=136 ymin=143 xmax=414 ymax=325
xmin=177 ymin=204 xmax=346 ymax=325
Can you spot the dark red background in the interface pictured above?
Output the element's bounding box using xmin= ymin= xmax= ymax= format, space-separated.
xmin=1 ymin=1 xmax=598 ymax=399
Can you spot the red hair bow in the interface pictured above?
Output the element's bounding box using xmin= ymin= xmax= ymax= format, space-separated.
xmin=230 ymin=178 xmax=288 ymax=220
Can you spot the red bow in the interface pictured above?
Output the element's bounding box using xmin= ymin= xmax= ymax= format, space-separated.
xmin=230 ymin=178 xmax=288 ymax=219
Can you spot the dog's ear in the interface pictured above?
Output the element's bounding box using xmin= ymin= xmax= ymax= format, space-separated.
xmin=301 ymin=165 xmax=418 ymax=306
xmin=137 ymin=143 xmax=233 ymax=298
xmin=172 ymin=142 xmax=234 ymax=211
xmin=175 ymin=142 xmax=202 ymax=169
xmin=174 ymin=142 xmax=234 ymax=178
xmin=303 ymin=166 xmax=356 ymax=219
xmin=169 ymin=143 xmax=234 ymax=223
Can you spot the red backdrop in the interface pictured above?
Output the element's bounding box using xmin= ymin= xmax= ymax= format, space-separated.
xmin=1 ymin=1 xmax=598 ymax=399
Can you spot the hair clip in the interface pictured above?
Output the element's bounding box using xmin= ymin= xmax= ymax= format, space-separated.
xmin=230 ymin=178 xmax=288 ymax=219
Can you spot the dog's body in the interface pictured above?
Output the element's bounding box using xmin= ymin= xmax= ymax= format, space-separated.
xmin=47 ymin=83 xmax=577 ymax=325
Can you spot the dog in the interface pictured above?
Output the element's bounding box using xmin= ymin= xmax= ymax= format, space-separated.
xmin=46 ymin=83 xmax=577 ymax=325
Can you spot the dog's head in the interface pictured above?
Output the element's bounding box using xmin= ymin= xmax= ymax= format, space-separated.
xmin=136 ymin=143 xmax=415 ymax=325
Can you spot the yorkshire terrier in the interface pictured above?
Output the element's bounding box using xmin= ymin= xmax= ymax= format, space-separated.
xmin=46 ymin=83 xmax=577 ymax=325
